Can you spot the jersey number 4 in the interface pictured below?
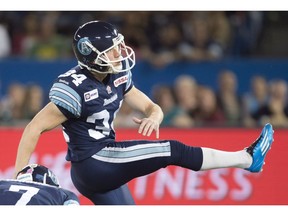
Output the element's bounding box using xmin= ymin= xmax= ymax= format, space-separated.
xmin=58 ymin=69 xmax=87 ymax=86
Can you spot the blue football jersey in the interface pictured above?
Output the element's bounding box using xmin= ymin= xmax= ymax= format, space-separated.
xmin=49 ymin=65 xmax=133 ymax=161
xmin=0 ymin=180 xmax=79 ymax=205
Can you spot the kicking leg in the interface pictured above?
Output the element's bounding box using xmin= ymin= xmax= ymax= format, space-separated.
xmin=201 ymin=123 xmax=274 ymax=172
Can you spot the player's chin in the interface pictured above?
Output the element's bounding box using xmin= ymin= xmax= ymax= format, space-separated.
xmin=114 ymin=63 xmax=123 ymax=71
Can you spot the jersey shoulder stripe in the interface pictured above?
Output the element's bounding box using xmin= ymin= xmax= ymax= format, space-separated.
xmin=49 ymin=82 xmax=82 ymax=117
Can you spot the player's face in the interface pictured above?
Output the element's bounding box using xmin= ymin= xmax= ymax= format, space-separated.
xmin=106 ymin=45 xmax=121 ymax=60
xmin=103 ymin=45 xmax=123 ymax=69
xmin=94 ymin=38 xmax=135 ymax=74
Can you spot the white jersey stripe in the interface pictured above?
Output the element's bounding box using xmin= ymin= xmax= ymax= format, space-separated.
xmin=100 ymin=142 xmax=170 ymax=152
xmin=92 ymin=152 xmax=171 ymax=163
xmin=92 ymin=141 xmax=171 ymax=163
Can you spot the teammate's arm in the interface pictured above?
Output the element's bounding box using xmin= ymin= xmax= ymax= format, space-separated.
xmin=62 ymin=189 xmax=80 ymax=205
xmin=124 ymin=86 xmax=163 ymax=138
xmin=13 ymin=102 xmax=67 ymax=178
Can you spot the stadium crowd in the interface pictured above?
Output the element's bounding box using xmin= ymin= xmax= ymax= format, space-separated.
xmin=0 ymin=11 xmax=287 ymax=128
xmin=0 ymin=11 xmax=266 ymax=60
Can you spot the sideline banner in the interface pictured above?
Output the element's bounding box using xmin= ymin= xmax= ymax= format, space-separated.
xmin=0 ymin=127 xmax=286 ymax=205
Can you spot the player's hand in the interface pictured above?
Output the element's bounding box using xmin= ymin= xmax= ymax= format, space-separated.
xmin=133 ymin=117 xmax=160 ymax=139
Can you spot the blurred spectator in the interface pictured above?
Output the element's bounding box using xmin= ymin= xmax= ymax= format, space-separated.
xmin=0 ymin=82 xmax=26 ymax=125
xmin=252 ymin=79 xmax=288 ymax=128
xmin=179 ymin=12 xmax=224 ymax=61
xmin=25 ymin=12 xmax=72 ymax=60
xmin=242 ymin=75 xmax=269 ymax=127
xmin=0 ymin=22 xmax=11 ymax=58
xmin=12 ymin=13 xmax=39 ymax=57
xmin=207 ymin=11 xmax=231 ymax=53
xmin=173 ymin=74 xmax=198 ymax=120
xmin=216 ymin=69 xmax=243 ymax=126
xmin=143 ymin=12 xmax=182 ymax=68
xmin=152 ymin=84 xmax=194 ymax=128
xmin=226 ymin=11 xmax=264 ymax=56
xmin=194 ymin=86 xmax=226 ymax=127
xmin=118 ymin=12 xmax=150 ymax=60
xmin=23 ymin=83 xmax=45 ymax=120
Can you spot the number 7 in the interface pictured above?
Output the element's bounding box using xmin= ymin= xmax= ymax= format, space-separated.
xmin=9 ymin=185 xmax=40 ymax=205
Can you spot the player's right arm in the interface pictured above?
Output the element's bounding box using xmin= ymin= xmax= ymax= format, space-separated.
xmin=13 ymin=102 xmax=67 ymax=178
xmin=124 ymin=86 xmax=163 ymax=139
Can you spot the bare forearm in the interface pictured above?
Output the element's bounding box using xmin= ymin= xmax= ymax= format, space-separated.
xmin=13 ymin=123 xmax=42 ymax=178
xmin=146 ymin=103 xmax=164 ymax=125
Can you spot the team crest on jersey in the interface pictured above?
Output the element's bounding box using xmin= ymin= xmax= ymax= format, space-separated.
xmin=84 ymin=89 xmax=99 ymax=102
xmin=77 ymin=37 xmax=92 ymax=56
xmin=114 ymin=75 xmax=128 ymax=87
xmin=106 ymin=85 xmax=112 ymax=94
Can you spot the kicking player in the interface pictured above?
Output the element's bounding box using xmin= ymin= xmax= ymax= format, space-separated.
xmin=13 ymin=20 xmax=274 ymax=205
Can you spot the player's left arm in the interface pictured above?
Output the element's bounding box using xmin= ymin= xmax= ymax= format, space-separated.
xmin=124 ymin=86 xmax=163 ymax=138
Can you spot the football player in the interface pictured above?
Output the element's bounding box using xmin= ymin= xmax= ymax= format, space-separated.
xmin=0 ymin=164 xmax=79 ymax=205
xmin=13 ymin=21 xmax=274 ymax=205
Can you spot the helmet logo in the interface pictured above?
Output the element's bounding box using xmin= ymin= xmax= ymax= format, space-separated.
xmin=77 ymin=38 xmax=92 ymax=55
